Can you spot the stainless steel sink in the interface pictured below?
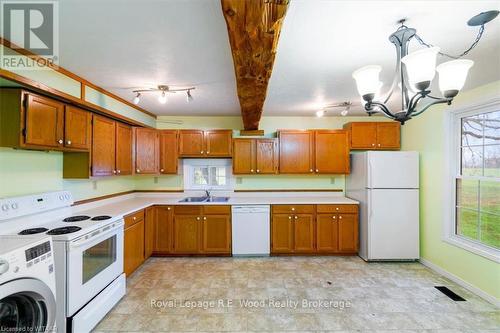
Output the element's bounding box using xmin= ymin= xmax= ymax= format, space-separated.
xmin=178 ymin=196 xmax=230 ymax=203
xmin=205 ymin=197 xmax=230 ymax=202
xmin=178 ymin=196 xmax=208 ymax=202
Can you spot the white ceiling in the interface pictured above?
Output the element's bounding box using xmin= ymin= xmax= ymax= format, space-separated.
xmin=40 ymin=1 xmax=500 ymax=117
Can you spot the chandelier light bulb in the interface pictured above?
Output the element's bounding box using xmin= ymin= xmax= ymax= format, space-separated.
xmin=352 ymin=65 xmax=383 ymax=99
xmin=401 ymin=46 xmax=440 ymax=90
xmin=436 ymin=59 xmax=474 ymax=98
xmin=316 ymin=109 xmax=325 ymax=118
xmin=186 ymin=90 xmax=194 ymax=103
xmin=158 ymin=91 xmax=167 ymax=104
xmin=133 ymin=93 xmax=140 ymax=105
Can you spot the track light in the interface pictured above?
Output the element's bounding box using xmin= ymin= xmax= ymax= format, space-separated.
xmin=316 ymin=109 xmax=325 ymax=118
xmin=133 ymin=93 xmax=141 ymax=105
xmin=341 ymin=108 xmax=349 ymax=116
xmin=186 ymin=90 xmax=194 ymax=103
xmin=158 ymin=91 xmax=167 ymax=104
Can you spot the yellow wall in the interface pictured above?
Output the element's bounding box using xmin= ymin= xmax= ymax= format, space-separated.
xmin=401 ymin=81 xmax=500 ymax=300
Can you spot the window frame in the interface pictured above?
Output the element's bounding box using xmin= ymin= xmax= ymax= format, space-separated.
xmin=443 ymin=97 xmax=500 ymax=263
xmin=183 ymin=158 xmax=234 ymax=191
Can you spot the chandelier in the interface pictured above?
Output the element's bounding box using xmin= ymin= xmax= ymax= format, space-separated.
xmin=132 ymin=85 xmax=195 ymax=105
xmin=352 ymin=10 xmax=499 ymax=124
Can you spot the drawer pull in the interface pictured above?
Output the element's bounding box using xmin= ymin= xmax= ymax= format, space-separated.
xmin=67 ymin=140 xmax=72 ymax=145
xmin=196 ymin=217 xmax=200 ymax=221
xmin=288 ymin=216 xmax=291 ymax=220
xmin=294 ymin=216 xmax=298 ymax=219
xmin=203 ymin=217 xmax=207 ymax=220
xmin=291 ymin=207 xmax=295 ymax=211
xmin=339 ymin=216 xmax=343 ymax=219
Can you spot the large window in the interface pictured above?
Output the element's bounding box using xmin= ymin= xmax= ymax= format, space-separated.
xmin=449 ymin=101 xmax=500 ymax=258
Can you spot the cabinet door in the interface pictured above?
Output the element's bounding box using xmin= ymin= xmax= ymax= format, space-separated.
xmin=124 ymin=220 xmax=145 ymax=277
xmin=279 ymin=131 xmax=314 ymax=173
xmin=144 ymin=207 xmax=155 ymax=259
xmin=376 ymin=122 xmax=400 ymax=149
xmin=173 ymin=215 xmax=200 ymax=253
xmin=115 ymin=123 xmax=133 ymax=175
xmin=316 ymin=214 xmax=338 ymax=253
xmin=135 ymin=128 xmax=159 ymax=174
xmin=293 ymin=214 xmax=315 ymax=253
xmin=155 ymin=206 xmax=173 ymax=254
xmin=205 ymin=130 xmax=232 ymax=157
xmin=314 ymin=130 xmax=350 ymax=174
xmin=271 ymin=214 xmax=294 ymax=253
xmin=233 ymin=139 xmax=255 ymax=174
xmin=159 ymin=130 xmax=178 ymax=174
xmin=92 ymin=115 xmax=116 ymax=176
xmin=337 ymin=214 xmax=358 ymax=253
xmin=350 ymin=123 xmax=377 ymax=149
xmin=23 ymin=93 xmax=64 ymax=148
xmin=256 ymin=139 xmax=278 ymax=174
xmin=64 ymin=106 xmax=91 ymax=150
xmin=202 ymin=215 xmax=231 ymax=253
xmin=178 ymin=130 xmax=204 ymax=156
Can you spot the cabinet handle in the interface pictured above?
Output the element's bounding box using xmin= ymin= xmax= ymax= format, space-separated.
xmin=203 ymin=217 xmax=207 ymax=220
xmin=332 ymin=216 xmax=336 ymax=219
xmin=196 ymin=217 xmax=200 ymax=221
xmin=67 ymin=140 xmax=72 ymax=145
xmin=291 ymin=207 xmax=295 ymax=211
xmin=316 ymin=169 xmax=319 ymax=173
xmin=250 ymin=169 xmax=254 ymax=173
xmin=136 ymin=169 xmax=140 ymax=173
xmin=167 ymin=207 xmax=171 ymax=211
xmin=207 ymin=151 xmax=210 ymax=154
xmin=58 ymin=139 xmax=63 ymax=144
xmin=372 ymin=143 xmax=375 ymax=147
xmin=377 ymin=143 xmax=381 ymax=147
xmin=256 ymin=169 xmax=260 ymax=173
xmin=309 ymin=169 xmax=313 ymax=172
xmin=160 ymin=169 xmax=164 ymax=173
xmin=294 ymin=216 xmax=298 ymax=219
xmin=288 ymin=216 xmax=292 ymax=220
xmin=117 ymin=170 xmax=121 ymax=174
xmin=200 ymin=151 xmax=204 ymax=154
xmin=339 ymin=216 xmax=343 ymax=219
xmin=133 ymin=217 xmax=136 ymax=220
xmin=113 ymin=170 xmax=117 ymax=174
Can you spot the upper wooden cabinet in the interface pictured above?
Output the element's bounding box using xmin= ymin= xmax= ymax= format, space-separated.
xmin=134 ymin=127 xmax=159 ymax=174
xmin=92 ymin=115 xmax=116 ymax=177
xmin=0 ymin=89 xmax=91 ymax=151
xmin=343 ymin=122 xmax=400 ymax=150
xmin=178 ymin=129 xmax=232 ymax=157
xmin=115 ymin=123 xmax=133 ymax=175
xmin=159 ymin=130 xmax=178 ymax=174
xmin=233 ymin=138 xmax=278 ymax=175
xmin=278 ymin=130 xmax=350 ymax=174
xmin=278 ymin=130 xmax=314 ymax=173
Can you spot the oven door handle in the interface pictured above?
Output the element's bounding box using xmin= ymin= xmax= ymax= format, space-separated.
xmin=69 ymin=222 xmax=124 ymax=249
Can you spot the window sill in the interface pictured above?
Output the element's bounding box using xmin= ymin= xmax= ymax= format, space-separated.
xmin=443 ymin=235 xmax=500 ymax=263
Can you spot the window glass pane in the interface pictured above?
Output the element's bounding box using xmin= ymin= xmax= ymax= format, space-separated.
xmin=456 ymin=179 xmax=479 ymax=210
xmin=194 ymin=167 xmax=208 ymax=185
xmin=480 ymin=181 xmax=500 ymax=215
xmin=461 ymin=114 xmax=483 ymax=146
xmin=461 ymin=146 xmax=483 ymax=176
xmin=209 ymin=166 xmax=227 ymax=186
xmin=483 ymin=110 xmax=500 ymax=145
xmin=82 ymin=236 xmax=116 ymax=284
xmin=480 ymin=212 xmax=500 ymax=249
xmin=456 ymin=208 xmax=479 ymax=241
xmin=484 ymin=145 xmax=500 ymax=177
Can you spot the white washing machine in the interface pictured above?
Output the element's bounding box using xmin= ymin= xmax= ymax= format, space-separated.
xmin=0 ymin=236 xmax=57 ymax=332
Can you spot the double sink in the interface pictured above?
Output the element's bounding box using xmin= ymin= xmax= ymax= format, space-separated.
xmin=178 ymin=196 xmax=230 ymax=203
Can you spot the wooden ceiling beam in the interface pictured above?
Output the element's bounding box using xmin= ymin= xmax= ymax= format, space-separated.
xmin=221 ymin=0 xmax=289 ymax=130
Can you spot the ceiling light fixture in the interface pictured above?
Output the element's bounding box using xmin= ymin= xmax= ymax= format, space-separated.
xmin=316 ymin=101 xmax=352 ymax=117
xmin=132 ymin=85 xmax=196 ymax=105
xmin=352 ymin=10 xmax=498 ymax=124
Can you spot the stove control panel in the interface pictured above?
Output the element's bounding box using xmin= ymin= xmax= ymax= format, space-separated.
xmin=0 ymin=191 xmax=74 ymax=221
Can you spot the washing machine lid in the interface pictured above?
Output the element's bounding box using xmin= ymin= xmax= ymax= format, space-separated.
xmin=0 ymin=278 xmax=56 ymax=333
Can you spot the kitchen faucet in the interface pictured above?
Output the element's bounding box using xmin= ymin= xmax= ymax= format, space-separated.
xmin=204 ymin=189 xmax=211 ymax=198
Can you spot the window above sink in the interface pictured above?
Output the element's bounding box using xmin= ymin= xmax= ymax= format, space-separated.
xmin=183 ymin=159 xmax=234 ymax=191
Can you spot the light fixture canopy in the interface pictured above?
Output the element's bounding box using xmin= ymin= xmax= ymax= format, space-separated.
xmin=351 ymin=12 xmax=495 ymax=124
xmin=133 ymin=93 xmax=140 ymax=105
xmin=186 ymin=90 xmax=194 ymax=103
xmin=132 ymin=85 xmax=195 ymax=105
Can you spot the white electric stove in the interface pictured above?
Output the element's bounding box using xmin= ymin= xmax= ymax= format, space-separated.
xmin=0 ymin=191 xmax=126 ymax=333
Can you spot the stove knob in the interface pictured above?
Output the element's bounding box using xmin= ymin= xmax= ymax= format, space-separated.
xmin=11 ymin=203 xmax=18 ymax=209
xmin=0 ymin=259 xmax=9 ymax=275
xmin=13 ymin=266 xmax=19 ymax=273
xmin=1 ymin=204 xmax=9 ymax=211
xmin=64 ymin=194 xmax=70 ymax=200
xmin=59 ymin=195 xmax=64 ymax=201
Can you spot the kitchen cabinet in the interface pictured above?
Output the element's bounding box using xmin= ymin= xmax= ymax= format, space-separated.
xmin=64 ymin=106 xmax=92 ymax=151
xmin=178 ymin=129 xmax=232 ymax=157
xmin=278 ymin=130 xmax=314 ymax=173
xmin=343 ymin=122 xmax=400 ymax=150
xmin=159 ymin=130 xmax=178 ymax=174
xmin=233 ymin=138 xmax=278 ymax=174
xmin=144 ymin=206 xmax=155 ymax=259
xmin=0 ymin=89 xmax=91 ymax=151
xmin=124 ymin=210 xmax=145 ymax=277
xmin=134 ymin=127 xmax=159 ymax=174
xmin=154 ymin=206 xmax=173 ymax=254
xmin=115 ymin=122 xmax=133 ymax=175
xmin=171 ymin=205 xmax=231 ymax=255
xmin=272 ymin=204 xmax=359 ymax=255
xmin=278 ymin=130 xmax=350 ymax=174
xmin=91 ymin=115 xmax=116 ymax=176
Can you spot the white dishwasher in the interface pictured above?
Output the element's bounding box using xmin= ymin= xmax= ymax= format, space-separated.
xmin=232 ymin=205 xmax=270 ymax=256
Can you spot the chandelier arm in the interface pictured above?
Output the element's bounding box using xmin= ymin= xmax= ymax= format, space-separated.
xmin=411 ymin=98 xmax=452 ymax=117
xmin=407 ymin=92 xmax=427 ymax=116
xmin=366 ymin=101 xmax=396 ymax=119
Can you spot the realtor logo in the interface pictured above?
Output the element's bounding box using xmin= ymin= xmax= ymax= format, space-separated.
xmin=1 ymin=0 xmax=59 ymax=70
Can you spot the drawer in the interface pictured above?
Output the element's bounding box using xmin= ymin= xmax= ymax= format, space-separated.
xmin=272 ymin=205 xmax=315 ymax=214
xmin=316 ymin=204 xmax=358 ymax=214
xmin=203 ymin=205 xmax=231 ymax=215
xmin=174 ymin=205 xmax=202 ymax=215
xmin=124 ymin=209 xmax=144 ymax=228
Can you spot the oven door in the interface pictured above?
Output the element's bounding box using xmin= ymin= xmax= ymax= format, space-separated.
xmin=66 ymin=222 xmax=124 ymax=316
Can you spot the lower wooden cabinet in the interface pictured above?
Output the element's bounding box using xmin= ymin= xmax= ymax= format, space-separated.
xmin=124 ymin=210 xmax=145 ymax=277
xmin=271 ymin=204 xmax=359 ymax=255
xmin=154 ymin=206 xmax=173 ymax=254
xmin=144 ymin=206 xmax=155 ymax=258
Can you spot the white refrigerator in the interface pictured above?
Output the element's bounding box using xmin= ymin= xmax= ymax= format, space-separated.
xmin=346 ymin=151 xmax=420 ymax=261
